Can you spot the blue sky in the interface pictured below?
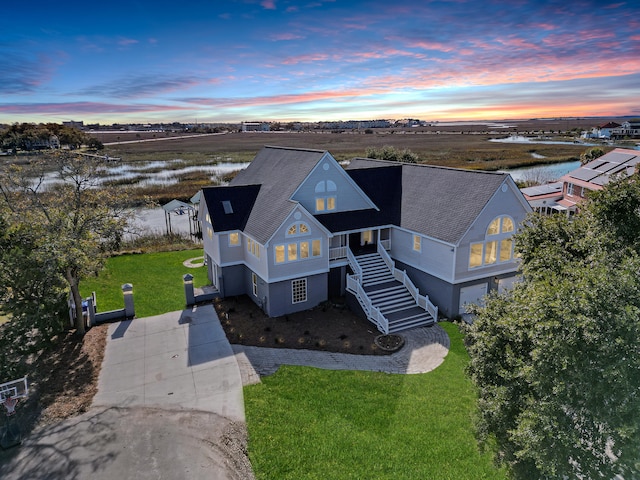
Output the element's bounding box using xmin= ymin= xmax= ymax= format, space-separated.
xmin=2 ymin=0 xmax=639 ymax=124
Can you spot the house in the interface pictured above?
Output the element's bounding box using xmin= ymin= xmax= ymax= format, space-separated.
xmin=521 ymin=148 xmax=640 ymax=214
xmin=581 ymin=121 xmax=620 ymax=139
xmin=199 ymin=146 xmax=531 ymax=332
xmin=611 ymin=120 xmax=640 ymax=139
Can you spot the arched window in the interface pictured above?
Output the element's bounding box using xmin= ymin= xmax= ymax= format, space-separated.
xmin=315 ymin=181 xmax=337 ymax=212
xmin=286 ymin=222 xmax=310 ymax=236
xmin=469 ymin=216 xmax=515 ymax=268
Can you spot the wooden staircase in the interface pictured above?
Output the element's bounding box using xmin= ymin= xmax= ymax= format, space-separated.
xmin=354 ymin=252 xmax=436 ymax=333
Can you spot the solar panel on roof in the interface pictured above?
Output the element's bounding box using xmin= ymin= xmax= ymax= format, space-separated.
xmin=570 ymin=168 xmax=601 ymax=182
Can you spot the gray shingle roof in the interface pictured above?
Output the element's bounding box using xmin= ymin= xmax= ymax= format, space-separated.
xmin=347 ymin=158 xmax=509 ymax=244
xmin=229 ymin=146 xmax=327 ymax=244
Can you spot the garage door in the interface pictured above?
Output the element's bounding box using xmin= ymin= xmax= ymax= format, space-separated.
xmin=458 ymin=283 xmax=488 ymax=314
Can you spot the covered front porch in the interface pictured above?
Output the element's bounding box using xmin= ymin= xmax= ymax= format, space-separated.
xmin=329 ymin=227 xmax=391 ymax=263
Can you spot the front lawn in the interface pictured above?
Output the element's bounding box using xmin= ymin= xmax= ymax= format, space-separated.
xmin=81 ymin=249 xmax=208 ymax=318
xmin=244 ymin=322 xmax=505 ymax=480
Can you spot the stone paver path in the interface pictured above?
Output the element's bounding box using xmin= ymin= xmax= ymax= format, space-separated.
xmin=232 ymin=324 xmax=450 ymax=386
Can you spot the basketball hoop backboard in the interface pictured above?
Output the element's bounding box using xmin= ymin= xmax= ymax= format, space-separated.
xmin=0 ymin=377 xmax=28 ymax=404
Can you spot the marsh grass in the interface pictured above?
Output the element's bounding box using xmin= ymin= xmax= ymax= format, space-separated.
xmin=244 ymin=322 xmax=506 ymax=480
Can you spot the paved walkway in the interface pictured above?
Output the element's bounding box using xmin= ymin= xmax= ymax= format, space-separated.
xmin=232 ymin=324 xmax=450 ymax=386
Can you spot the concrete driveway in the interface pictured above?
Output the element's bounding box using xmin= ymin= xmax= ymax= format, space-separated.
xmin=1 ymin=305 xmax=254 ymax=480
xmin=93 ymin=304 xmax=244 ymax=422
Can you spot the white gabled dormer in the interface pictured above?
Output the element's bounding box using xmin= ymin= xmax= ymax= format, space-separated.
xmin=290 ymin=152 xmax=378 ymax=214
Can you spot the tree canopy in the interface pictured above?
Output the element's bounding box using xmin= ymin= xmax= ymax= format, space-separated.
xmin=365 ymin=145 xmax=419 ymax=163
xmin=0 ymin=123 xmax=103 ymax=153
xmin=0 ymin=152 xmax=131 ymax=357
xmin=465 ymin=175 xmax=640 ymax=479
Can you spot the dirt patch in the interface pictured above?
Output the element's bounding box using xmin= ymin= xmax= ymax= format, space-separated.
xmin=214 ymin=295 xmax=393 ymax=356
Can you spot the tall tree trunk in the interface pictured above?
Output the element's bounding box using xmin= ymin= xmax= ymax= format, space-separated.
xmin=66 ymin=268 xmax=85 ymax=335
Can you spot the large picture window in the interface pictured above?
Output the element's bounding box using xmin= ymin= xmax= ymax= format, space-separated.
xmin=275 ymin=239 xmax=321 ymax=264
xmin=469 ymin=216 xmax=515 ymax=268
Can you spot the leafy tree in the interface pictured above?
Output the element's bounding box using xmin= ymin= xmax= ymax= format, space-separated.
xmin=365 ymin=145 xmax=419 ymax=163
xmin=581 ymin=147 xmax=605 ymax=164
xmin=465 ymin=175 xmax=640 ymax=479
xmin=0 ymin=152 xmax=132 ymax=336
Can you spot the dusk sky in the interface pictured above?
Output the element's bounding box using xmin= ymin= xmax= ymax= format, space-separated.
xmin=2 ymin=0 xmax=639 ymax=124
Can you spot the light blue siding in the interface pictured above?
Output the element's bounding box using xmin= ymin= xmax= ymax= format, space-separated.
xmin=454 ymin=182 xmax=530 ymax=282
xmin=390 ymin=229 xmax=454 ymax=282
xmin=267 ymin=207 xmax=330 ymax=281
xmin=291 ymin=154 xmax=375 ymax=214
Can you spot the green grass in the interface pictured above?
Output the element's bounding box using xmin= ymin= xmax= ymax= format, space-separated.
xmin=244 ymin=322 xmax=506 ymax=480
xmin=81 ymin=249 xmax=208 ymax=318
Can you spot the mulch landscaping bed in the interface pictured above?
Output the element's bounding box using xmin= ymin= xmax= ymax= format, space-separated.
xmin=214 ymin=295 xmax=395 ymax=356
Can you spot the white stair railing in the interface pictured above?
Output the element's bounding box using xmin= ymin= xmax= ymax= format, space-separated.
xmin=377 ymin=241 xmax=439 ymax=321
xmin=347 ymin=248 xmax=362 ymax=279
xmin=346 ymin=274 xmax=389 ymax=334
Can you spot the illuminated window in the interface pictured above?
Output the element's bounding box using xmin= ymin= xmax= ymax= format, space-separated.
xmin=503 ymin=219 xmax=514 ymax=234
xmin=292 ymin=278 xmax=307 ymax=304
xmin=413 ymin=235 xmax=421 ymax=252
xmin=207 ymin=227 xmax=213 ymax=240
xmin=275 ymin=240 xmax=321 ymax=263
xmin=500 ymin=239 xmax=513 ymax=262
xmin=287 ymin=222 xmax=310 ymax=236
xmin=288 ymin=243 xmax=298 ymax=261
xmin=315 ymin=181 xmax=337 ymax=212
xmin=247 ymin=238 xmax=260 ymax=258
xmin=469 ymin=243 xmax=483 ymax=267
xmin=484 ymin=241 xmax=498 ymax=264
xmin=487 ymin=218 xmax=500 ymax=235
xmin=469 ymin=216 xmax=515 ymax=268
xmin=229 ymin=232 xmax=240 ymax=246
xmin=300 ymin=241 xmax=309 ymax=259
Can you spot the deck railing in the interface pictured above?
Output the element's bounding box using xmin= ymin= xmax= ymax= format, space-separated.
xmin=329 ymin=246 xmax=347 ymax=261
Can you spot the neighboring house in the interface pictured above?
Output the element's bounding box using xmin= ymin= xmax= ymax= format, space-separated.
xmin=241 ymin=122 xmax=270 ymax=132
xmin=521 ymin=148 xmax=640 ymax=214
xmin=582 ymin=122 xmax=620 ymax=139
xmin=199 ymin=146 xmax=531 ymax=332
xmin=611 ymin=120 xmax=640 ymax=139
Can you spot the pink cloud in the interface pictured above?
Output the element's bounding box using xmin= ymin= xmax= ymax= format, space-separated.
xmin=261 ymin=0 xmax=276 ymax=10
xmin=270 ymin=33 xmax=304 ymax=41
xmin=281 ymin=53 xmax=329 ymax=65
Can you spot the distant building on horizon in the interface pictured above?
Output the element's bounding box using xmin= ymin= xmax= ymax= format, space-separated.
xmin=62 ymin=120 xmax=84 ymax=129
